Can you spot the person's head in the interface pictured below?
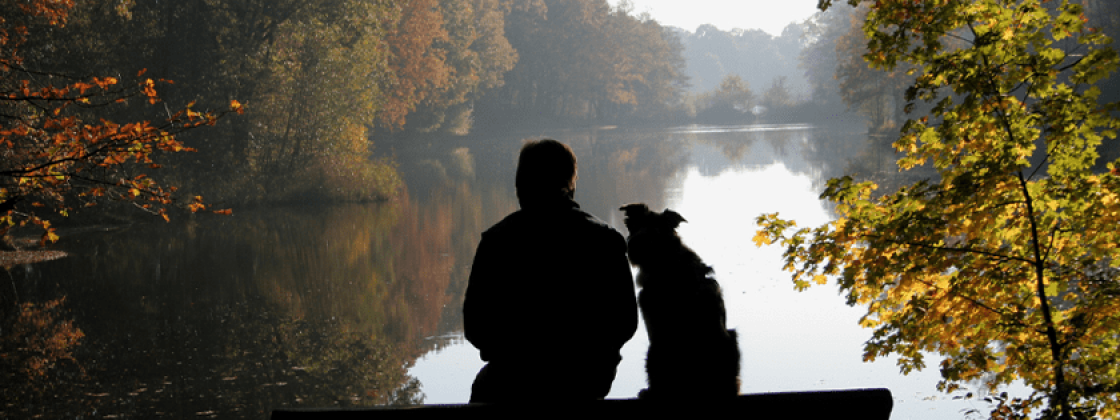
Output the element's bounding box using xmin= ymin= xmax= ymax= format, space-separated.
xmin=515 ymin=139 xmax=578 ymax=207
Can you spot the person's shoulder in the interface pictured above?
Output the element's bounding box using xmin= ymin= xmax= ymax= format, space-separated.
xmin=569 ymin=208 xmax=624 ymax=239
xmin=482 ymin=207 xmax=623 ymax=241
xmin=572 ymin=208 xmax=609 ymax=228
xmin=481 ymin=210 xmax=529 ymax=238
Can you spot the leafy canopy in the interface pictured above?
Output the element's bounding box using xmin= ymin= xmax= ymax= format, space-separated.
xmin=1 ymin=1 xmax=239 ymax=242
xmin=757 ymin=0 xmax=1120 ymax=418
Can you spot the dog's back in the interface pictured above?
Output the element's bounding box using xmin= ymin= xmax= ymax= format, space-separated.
xmin=620 ymin=203 xmax=741 ymax=399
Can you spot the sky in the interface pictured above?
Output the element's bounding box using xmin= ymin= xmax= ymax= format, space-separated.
xmin=612 ymin=0 xmax=822 ymax=37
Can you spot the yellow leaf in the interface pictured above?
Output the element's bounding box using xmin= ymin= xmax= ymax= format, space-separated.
xmin=752 ymin=231 xmax=772 ymax=247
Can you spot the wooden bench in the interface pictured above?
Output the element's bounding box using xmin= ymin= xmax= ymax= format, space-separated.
xmin=271 ymin=388 xmax=893 ymax=419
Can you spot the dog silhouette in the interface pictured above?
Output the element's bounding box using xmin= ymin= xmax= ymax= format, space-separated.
xmin=620 ymin=203 xmax=741 ymax=400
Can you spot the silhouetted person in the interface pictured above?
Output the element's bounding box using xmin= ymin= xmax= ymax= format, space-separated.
xmin=464 ymin=139 xmax=638 ymax=403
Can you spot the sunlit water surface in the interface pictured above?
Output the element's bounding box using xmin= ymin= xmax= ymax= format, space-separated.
xmin=408 ymin=126 xmax=1019 ymax=420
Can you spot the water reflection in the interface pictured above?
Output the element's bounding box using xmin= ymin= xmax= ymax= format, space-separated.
xmin=408 ymin=125 xmax=989 ymax=420
xmin=3 ymin=124 xmax=978 ymax=419
xmin=2 ymin=203 xmax=477 ymax=417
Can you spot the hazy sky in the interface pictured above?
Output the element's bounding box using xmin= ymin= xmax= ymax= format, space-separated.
xmin=612 ymin=0 xmax=822 ymax=36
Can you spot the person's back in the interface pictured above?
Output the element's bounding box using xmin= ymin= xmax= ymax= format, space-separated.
xmin=463 ymin=139 xmax=638 ymax=403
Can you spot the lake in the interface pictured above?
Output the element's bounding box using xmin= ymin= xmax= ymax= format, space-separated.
xmin=2 ymin=123 xmax=1013 ymax=419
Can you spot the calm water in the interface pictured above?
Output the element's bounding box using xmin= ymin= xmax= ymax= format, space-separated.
xmin=3 ymin=124 xmax=1011 ymax=419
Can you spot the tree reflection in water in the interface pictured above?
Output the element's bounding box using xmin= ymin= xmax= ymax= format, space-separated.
xmin=1 ymin=203 xmax=457 ymax=418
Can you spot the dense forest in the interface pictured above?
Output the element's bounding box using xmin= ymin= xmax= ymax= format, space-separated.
xmin=4 ymin=0 xmax=1120 ymax=228
xmin=1 ymin=0 xmax=703 ymax=224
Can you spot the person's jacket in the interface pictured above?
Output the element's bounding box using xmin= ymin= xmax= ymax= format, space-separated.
xmin=464 ymin=197 xmax=638 ymax=368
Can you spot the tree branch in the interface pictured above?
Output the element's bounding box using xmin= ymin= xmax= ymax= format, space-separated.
xmin=862 ymin=233 xmax=1036 ymax=265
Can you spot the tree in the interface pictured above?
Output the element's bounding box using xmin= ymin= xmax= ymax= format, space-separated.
xmin=243 ymin=0 xmax=401 ymax=201
xmin=833 ymin=2 xmax=914 ymax=131
xmin=695 ymin=73 xmax=753 ymax=123
xmin=680 ymin=23 xmax=809 ymax=101
xmin=800 ymin=4 xmax=852 ymax=107
xmin=403 ymin=0 xmax=518 ymax=134
xmin=19 ymin=1 xmax=418 ymax=204
xmin=598 ymin=7 xmax=689 ymax=121
xmin=762 ymin=76 xmax=793 ymax=110
xmin=481 ymin=0 xmax=688 ymax=124
xmin=755 ymin=0 xmax=1120 ymax=418
xmin=534 ymin=0 xmax=625 ymax=119
xmin=378 ymin=0 xmax=452 ymax=131
xmin=1 ymin=0 xmax=238 ymax=242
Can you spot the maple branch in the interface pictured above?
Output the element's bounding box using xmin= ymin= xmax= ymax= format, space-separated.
xmin=1042 ymin=219 xmax=1061 ymax=265
xmin=2 ymin=63 xmax=89 ymax=81
xmin=65 ymin=173 xmax=122 ymax=188
xmin=0 ymin=157 xmax=85 ymax=177
xmin=863 ymin=233 xmax=1036 ymax=265
xmin=131 ymin=201 xmax=162 ymax=215
xmin=911 ymin=275 xmax=1031 ymax=329
xmin=1028 ymin=145 xmax=1052 ymax=182
xmin=1082 ymin=383 xmax=1120 ymax=398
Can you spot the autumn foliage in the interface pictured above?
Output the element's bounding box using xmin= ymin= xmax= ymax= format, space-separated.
xmin=1 ymin=0 xmax=240 ymax=242
xmin=0 ymin=0 xmax=693 ymax=209
xmin=758 ymin=1 xmax=1120 ymax=418
xmin=379 ymin=0 xmax=452 ymax=130
xmin=480 ymin=0 xmax=688 ymax=123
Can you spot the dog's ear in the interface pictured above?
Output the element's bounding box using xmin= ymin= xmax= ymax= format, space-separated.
xmin=619 ymin=203 xmax=651 ymax=216
xmin=620 ymin=203 xmax=652 ymax=232
xmin=660 ymin=209 xmax=687 ymax=229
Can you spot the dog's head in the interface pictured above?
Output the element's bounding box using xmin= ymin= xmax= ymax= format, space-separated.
xmin=620 ymin=203 xmax=686 ymax=234
xmin=619 ymin=203 xmax=687 ymax=267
